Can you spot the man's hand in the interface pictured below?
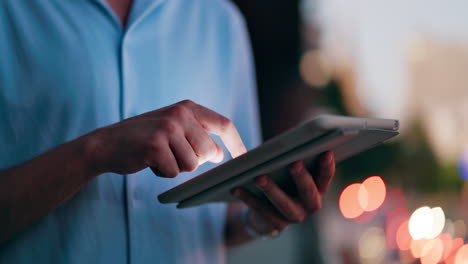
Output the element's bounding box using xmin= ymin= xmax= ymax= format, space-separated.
xmin=0 ymin=99 xmax=247 ymax=244
xmin=231 ymin=152 xmax=335 ymax=236
xmin=90 ymin=100 xmax=247 ymax=177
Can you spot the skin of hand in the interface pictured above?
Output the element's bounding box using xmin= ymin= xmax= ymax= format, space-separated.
xmin=0 ymin=98 xmax=332 ymax=246
xmin=231 ymin=152 xmax=335 ymax=236
xmin=90 ymin=100 xmax=247 ymax=177
xmin=0 ymin=100 xmax=246 ymax=244
xmin=91 ymin=99 xmax=335 ymax=245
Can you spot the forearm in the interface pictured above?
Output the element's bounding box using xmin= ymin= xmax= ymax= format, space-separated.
xmin=0 ymin=132 xmax=101 ymax=244
xmin=224 ymin=203 xmax=255 ymax=248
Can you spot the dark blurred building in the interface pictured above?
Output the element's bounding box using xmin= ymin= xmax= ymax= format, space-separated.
xmin=228 ymin=1 xmax=325 ymax=263
xmin=232 ymin=0 xmax=322 ymax=139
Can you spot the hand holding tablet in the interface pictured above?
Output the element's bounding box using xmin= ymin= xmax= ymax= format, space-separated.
xmin=158 ymin=115 xmax=399 ymax=209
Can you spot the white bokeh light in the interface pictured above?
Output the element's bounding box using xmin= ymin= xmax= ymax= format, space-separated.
xmin=428 ymin=207 xmax=445 ymax=239
xmin=409 ymin=207 xmax=433 ymax=240
xmin=409 ymin=206 xmax=446 ymax=240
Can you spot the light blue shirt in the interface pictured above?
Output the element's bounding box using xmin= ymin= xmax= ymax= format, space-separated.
xmin=0 ymin=1 xmax=261 ymax=263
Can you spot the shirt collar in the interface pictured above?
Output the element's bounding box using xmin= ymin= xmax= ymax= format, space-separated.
xmin=90 ymin=0 xmax=166 ymax=32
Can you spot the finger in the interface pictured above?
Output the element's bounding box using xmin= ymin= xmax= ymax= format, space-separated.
xmin=189 ymin=102 xmax=246 ymax=158
xmin=231 ymin=188 xmax=289 ymax=231
xmin=314 ymin=151 xmax=335 ymax=194
xmin=255 ymin=175 xmax=306 ymax=223
xmin=169 ymin=136 xmax=199 ymax=172
xmin=184 ymin=124 xmax=224 ymax=164
xmin=213 ymin=143 xmax=224 ymax=163
xmin=148 ymin=143 xmax=180 ymax=178
xmin=290 ymin=160 xmax=322 ymax=214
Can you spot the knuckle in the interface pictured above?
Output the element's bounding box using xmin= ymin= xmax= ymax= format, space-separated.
xmin=146 ymin=134 xmax=164 ymax=154
xmin=219 ymin=116 xmax=233 ymax=132
xmin=290 ymin=164 xmax=305 ymax=178
xmin=167 ymin=104 xmax=189 ymax=120
xmin=179 ymin=99 xmax=196 ymax=108
xmin=159 ymin=118 xmax=179 ymax=134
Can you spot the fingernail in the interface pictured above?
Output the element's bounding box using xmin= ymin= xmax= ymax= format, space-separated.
xmin=290 ymin=161 xmax=302 ymax=172
xmin=231 ymin=188 xmax=241 ymax=197
xmin=255 ymin=176 xmax=268 ymax=188
xmin=323 ymin=152 xmax=333 ymax=165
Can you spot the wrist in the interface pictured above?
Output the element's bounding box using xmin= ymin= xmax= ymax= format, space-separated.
xmin=80 ymin=128 xmax=109 ymax=176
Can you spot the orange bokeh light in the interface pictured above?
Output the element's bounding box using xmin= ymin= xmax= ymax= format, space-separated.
xmin=339 ymin=176 xmax=387 ymax=220
xmin=386 ymin=207 xmax=410 ymax=250
xmin=361 ymin=176 xmax=386 ymax=211
xmin=396 ymin=220 xmax=412 ymax=251
xmin=411 ymin=239 xmax=429 ymax=258
xmin=420 ymin=238 xmax=443 ymax=264
xmin=439 ymin=233 xmax=453 ymax=261
xmin=446 ymin=238 xmax=465 ymax=264
xmin=339 ymin=183 xmax=364 ymax=219
xmin=454 ymin=244 xmax=468 ymax=264
xmin=411 ymin=238 xmax=444 ymax=263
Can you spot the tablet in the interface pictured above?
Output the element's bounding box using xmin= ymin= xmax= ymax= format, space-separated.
xmin=158 ymin=115 xmax=399 ymax=208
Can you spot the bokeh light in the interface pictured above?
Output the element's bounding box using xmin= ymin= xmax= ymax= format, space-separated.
xmin=429 ymin=207 xmax=445 ymax=239
xmin=361 ymin=176 xmax=386 ymax=211
xmin=358 ymin=227 xmax=386 ymax=263
xmin=455 ymin=244 xmax=468 ymax=264
xmin=445 ymin=238 xmax=464 ymax=264
xmin=445 ymin=219 xmax=456 ymax=237
xmin=458 ymin=149 xmax=468 ymax=180
xmin=409 ymin=206 xmax=445 ymax=240
xmin=454 ymin=220 xmax=467 ymax=239
xmin=439 ymin=233 xmax=453 ymax=261
xmin=339 ymin=176 xmax=387 ymax=220
xmin=420 ymin=238 xmax=443 ymax=264
xmin=385 ymin=207 xmax=410 ymax=250
xmin=358 ymin=184 xmax=369 ymax=211
xmin=396 ymin=220 xmax=412 ymax=251
xmin=411 ymin=238 xmax=429 ymax=258
xmin=409 ymin=207 xmax=434 ymax=240
xmin=339 ymin=183 xmax=364 ymax=219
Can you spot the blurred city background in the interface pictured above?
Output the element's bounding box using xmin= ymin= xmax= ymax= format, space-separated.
xmin=228 ymin=0 xmax=468 ymax=263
